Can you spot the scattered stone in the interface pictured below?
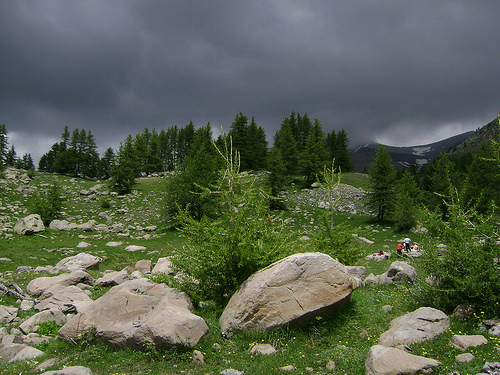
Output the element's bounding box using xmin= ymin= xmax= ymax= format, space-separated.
xmin=76 ymin=241 xmax=91 ymax=248
xmin=279 ymin=365 xmax=296 ymax=371
xmin=220 ymin=370 xmax=244 ymax=375
xmin=192 ymin=349 xmax=204 ymax=364
xmin=95 ymin=270 xmax=130 ymax=286
xmin=455 ymin=353 xmax=475 ymax=363
xmin=326 ymin=360 xmax=336 ymax=370
xmin=106 ymin=241 xmax=123 ymax=247
xmin=19 ymin=308 xmax=67 ymax=334
xmin=0 ymin=305 xmax=18 ymax=324
xmin=449 ymin=335 xmax=487 ymax=351
xmin=152 ymin=257 xmax=174 ymax=275
xmin=479 ymin=362 xmax=500 ymax=375
xmin=379 ymin=307 xmax=450 ymax=347
xmin=135 ymin=259 xmax=152 ymax=273
xmin=220 ymin=252 xmax=358 ymax=337
xmin=365 ymin=345 xmax=440 ymax=375
xmin=13 ymin=214 xmax=45 ymax=235
xmin=35 ymin=357 xmax=59 ymax=372
xmin=250 ymin=344 xmax=276 ymax=355
xmin=20 ymin=299 xmax=35 ymax=311
xmin=450 ymin=305 xmax=475 ymax=320
xmin=125 ymin=245 xmax=146 ymax=252
xmin=54 ymin=253 xmax=101 ymax=272
xmin=43 ymin=366 xmax=94 ymax=375
xmin=382 ymin=305 xmax=393 ymax=313
xmin=16 ymin=265 xmax=33 ymax=273
xmin=49 ymin=219 xmax=73 ymax=231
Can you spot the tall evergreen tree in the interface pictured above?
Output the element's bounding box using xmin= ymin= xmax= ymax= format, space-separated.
xmin=164 ymin=123 xmax=222 ymax=226
xmin=0 ymin=124 xmax=8 ymax=170
xmin=335 ymin=129 xmax=353 ymax=172
xmin=245 ymin=116 xmax=268 ymax=171
xmin=228 ymin=112 xmax=250 ymax=170
xmin=99 ymin=147 xmax=115 ymax=179
xmin=109 ymin=135 xmax=140 ymax=194
xmin=274 ymin=117 xmax=299 ymax=176
xmin=464 ymin=141 xmax=500 ymax=214
xmin=368 ymin=146 xmax=397 ymax=222
xmin=301 ymin=119 xmax=328 ymax=186
xmin=267 ymin=146 xmax=288 ymax=209
xmin=5 ymin=145 xmax=17 ymax=167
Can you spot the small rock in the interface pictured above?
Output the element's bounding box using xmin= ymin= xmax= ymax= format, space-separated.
xmin=192 ymin=350 xmax=204 ymax=364
xmin=220 ymin=370 xmax=244 ymax=375
xmin=250 ymin=343 xmax=276 ymax=355
xmin=106 ymin=241 xmax=122 ymax=247
xmin=449 ymin=335 xmax=487 ymax=351
xmin=280 ymin=365 xmax=296 ymax=371
xmin=326 ymin=360 xmax=336 ymax=370
xmin=382 ymin=305 xmax=393 ymax=313
xmin=125 ymin=245 xmax=146 ymax=252
xmin=455 ymin=353 xmax=475 ymax=363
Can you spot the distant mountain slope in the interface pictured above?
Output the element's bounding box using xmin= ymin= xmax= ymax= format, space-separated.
xmin=350 ymin=131 xmax=475 ymax=172
xmin=447 ymin=117 xmax=499 ymax=158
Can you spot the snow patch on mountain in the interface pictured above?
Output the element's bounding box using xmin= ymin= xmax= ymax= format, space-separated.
xmin=412 ymin=146 xmax=432 ymax=156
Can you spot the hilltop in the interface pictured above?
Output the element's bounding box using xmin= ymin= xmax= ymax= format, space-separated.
xmin=350 ymin=132 xmax=474 ymax=172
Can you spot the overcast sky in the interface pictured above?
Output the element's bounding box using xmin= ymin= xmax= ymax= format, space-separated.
xmin=1 ymin=1 xmax=499 ymax=164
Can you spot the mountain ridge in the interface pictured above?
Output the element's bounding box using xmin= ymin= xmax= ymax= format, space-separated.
xmin=349 ymin=129 xmax=479 ymax=172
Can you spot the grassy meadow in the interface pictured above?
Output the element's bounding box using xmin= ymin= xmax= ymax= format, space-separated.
xmin=0 ymin=171 xmax=499 ymax=374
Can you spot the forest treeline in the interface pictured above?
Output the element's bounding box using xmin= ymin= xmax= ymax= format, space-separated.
xmin=0 ymin=112 xmax=353 ymax=190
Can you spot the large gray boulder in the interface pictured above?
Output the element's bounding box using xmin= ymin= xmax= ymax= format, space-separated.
xmin=379 ymin=307 xmax=450 ymax=347
xmin=219 ymin=252 xmax=359 ymax=337
xmin=57 ymin=278 xmax=210 ymax=349
xmin=35 ymin=284 xmax=93 ymax=313
xmin=26 ymin=270 xmax=94 ymax=297
xmin=13 ymin=214 xmax=45 ymax=235
xmin=54 ymin=252 xmax=101 ymax=272
xmin=365 ymin=345 xmax=440 ymax=375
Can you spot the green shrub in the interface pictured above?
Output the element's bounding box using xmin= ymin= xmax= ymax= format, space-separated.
xmin=99 ymin=197 xmax=111 ymax=209
xmin=37 ymin=321 xmax=62 ymax=337
xmin=170 ymin=137 xmax=294 ymax=307
xmin=413 ymin=191 xmax=500 ymax=315
xmin=30 ymin=183 xmax=65 ymax=225
xmin=311 ymin=163 xmax=364 ymax=265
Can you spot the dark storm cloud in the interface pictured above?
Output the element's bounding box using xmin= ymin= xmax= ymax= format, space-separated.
xmin=1 ymin=1 xmax=499 ymax=163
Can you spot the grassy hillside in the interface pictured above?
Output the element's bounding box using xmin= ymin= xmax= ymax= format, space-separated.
xmin=0 ymin=170 xmax=498 ymax=374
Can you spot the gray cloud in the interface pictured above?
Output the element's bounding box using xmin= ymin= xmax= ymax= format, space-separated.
xmin=1 ymin=0 xmax=499 ymax=163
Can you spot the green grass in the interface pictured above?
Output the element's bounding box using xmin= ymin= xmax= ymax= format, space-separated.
xmin=0 ymin=171 xmax=498 ymax=374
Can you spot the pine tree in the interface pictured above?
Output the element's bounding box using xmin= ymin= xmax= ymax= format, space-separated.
xmin=164 ymin=123 xmax=222 ymax=226
xmin=109 ymin=135 xmax=140 ymax=194
xmin=0 ymin=124 xmax=8 ymax=170
xmin=274 ymin=118 xmax=299 ymax=176
xmin=368 ymin=146 xmax=397 ymax=222
xmin=335 ymin=129 xmax=353 ymax=172
xmin=5 ymin=145 xmax=17 ymax=167
xmin=267 ymin=146 xmax=288 ymax=209
xmin=245 ymin=117 xmax=268 ymax=171
xmin=301 ymin=119 xmax=328 ymax=186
